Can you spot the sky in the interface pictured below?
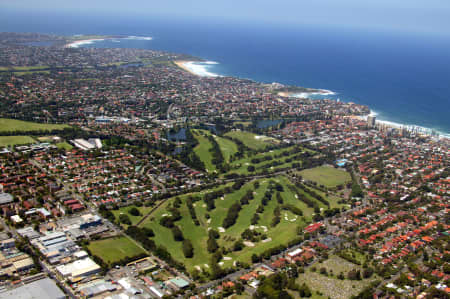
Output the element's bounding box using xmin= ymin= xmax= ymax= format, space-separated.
xmin=2 ymin=0 xmax=450 ymax=36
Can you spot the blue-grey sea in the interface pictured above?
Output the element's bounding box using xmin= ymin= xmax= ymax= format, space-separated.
xmin=1 ymin=11 xmax=449 ymax=136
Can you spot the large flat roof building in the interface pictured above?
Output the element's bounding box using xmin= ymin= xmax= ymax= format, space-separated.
xmin=56 ymin=257 xmax=101 ymax=281
xmin=0 ymin=277 xmax=65 ymax=299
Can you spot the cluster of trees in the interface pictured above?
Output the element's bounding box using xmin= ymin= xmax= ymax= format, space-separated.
xmin=350 ymin=171 xmax=364 ymax=198
xmin=271 ymin=205 xmax=281 ymax=227
xmin=171 ymin=225 xmax=184 ymax=241
xmin=241 ymin=228 xmax=264 ymax=242
xmin=288 ymin=185 xmax=321 ymax=211
xmin=254 ymin=272 xmax=309 ymax=299
xmin=128 ymin=207 xmax=141 ymax=216
xmin=207 ymin=229 xmax=220 ymax=253
xmin=239 ymin=189 xmax=254 ymax=205
xmin=186 ymin=196 xmax=200 ymax=226
xmin=119 ymin=214 xmax=131 ymax=225
xmin=206 ymin=135 xmax=227 ymax=172
xmin=281 ymin=204 xmax=303 ymax=216
xmin=177 ymin=128 xmax=206 ymax=171
xmin=98 ymin=204 xmax=115 ymax=222
xmin=223 ymin=201 xmax=242 ymax=228
xmin=182 ymin=239 xmax=194 ymax=258
xmin=337 ymin=251 xmax=362 ymax=265
xmin=203 ymin=187 xmax=229 ymax=211
xmin=159 ymin=207 xmax=182 ymax=228
xmin=125 ymin=226 xmax=185 ymax=270
xmin=224 ymin=136 xmax=248 ymax=160
xmin=297 ymin=183 xmax=329 ymax=207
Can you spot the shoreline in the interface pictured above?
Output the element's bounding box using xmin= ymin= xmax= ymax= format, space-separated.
xmin=174 ymin=61 xmax=198 ymax=76
xmin=72 ymin=43 xmax=448 ymax=140
xmin=358 ymin=111 xmax=450 ymax=140
xmin=278 ymin=89 xmax=336 ymax=98
xmin=64 ymin=35 xmax=153 ymax=48
xmin=174 ymin=60 xmax=220 ymax=77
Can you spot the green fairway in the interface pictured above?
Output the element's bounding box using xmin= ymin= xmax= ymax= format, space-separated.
xmin=192 ymin=130 xmax=216 ymax=172
xmin=139 ymin=176 xmax=322 ymax=273
xmin=214 ymin=135 xmax=238 ymax=162
xmin=0 ymin=136 xmax=36 ymax=147
xmin=224 ymin=130 xmax=275 ymax=150
xmin=0 ymin=118 xmax=70 ymax=133
xmin=224 ymin=146 xmax=312 ymax=176
xmin=299 ymin=166 xmax=351 ymax=188
xmin=88 ymin=236 xmax=146 ymax=265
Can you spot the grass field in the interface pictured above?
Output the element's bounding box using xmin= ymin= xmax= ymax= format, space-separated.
xmin=0 ymin=136 xmax=35 ymax=147
xmin=224 ymin=130 xmax=275 ymax=150
xmin=192 ymin=130 xmax=216 ymax=172
xmin=55 ymin=141 xmax=73 ymax=150
xmin=0 ymin=118 xmax=69 ymax=132
xmin=138 ymin=175 xmax=333 ymax=273
xmin=214 ymin=135 xmax=238 ymax=162
xmin=299 ymin=166 xmax=351 ymax=188
xmin=297 ymin=256 xmax=377 ymax=299
xmin=88 ymin=236 xmax=146 ymax=265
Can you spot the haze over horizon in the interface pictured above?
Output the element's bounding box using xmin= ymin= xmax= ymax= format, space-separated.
xmin=2 ymin=0 xmax=450 ymax=37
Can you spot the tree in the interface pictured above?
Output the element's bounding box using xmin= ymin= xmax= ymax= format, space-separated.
xmin=171 ymin=226 xmax=184 ymax=241
xmin=207 ymin=236 xmax=218 ymax=253
xmin=119 ymin=214 xmax=131 ymax=225
xmin=182 ymin=239 xmax=194 ymax=258
xmin=128 ymin=207 xmax=140 ymax=216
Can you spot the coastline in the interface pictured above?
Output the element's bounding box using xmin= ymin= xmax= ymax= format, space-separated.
xmin=357 ymin=111 xmax=450 ymax=140
xmin=65 ymin=35 xmax=153 ymax=48
xmin=278 ymin=89 xmax=336 ymax=99
xmin=71 ymin=42 xmax=449 ymax=140
xmin=174 ymin=61 xmax=198 ymax=76
xmin=174 ymin=60 xmax=220 ymax=77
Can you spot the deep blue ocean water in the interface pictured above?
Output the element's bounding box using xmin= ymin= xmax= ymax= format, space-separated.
xmin=1 ymin=11 xmax=449 ymax=136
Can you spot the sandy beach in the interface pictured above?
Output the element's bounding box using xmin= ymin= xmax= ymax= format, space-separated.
xmin=174 ymin=60 xmax=219 ymax=77
xmin=174 ymin=61 xmax=198 ymax=76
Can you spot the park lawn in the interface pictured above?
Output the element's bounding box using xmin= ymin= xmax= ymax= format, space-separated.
xmin=192 ymin=130 xmax=216 ymax=173
xmin=15 ymin=70 xmax=50 ymax=76
xmin=214 ymin=135 xmax=238 ymax=162
xmin=0 ymin=118 xmax=70 ymax=132
xmin=88 ymin=236 xmax=146 ymax=265
xmin=296 ymin=256 xmax=378 ymax=299
xmin=11 ymin=65 xmax=49 ymax=71
xmin=112 ymin=205 xmax=154 ymax=226
xmin=56 ymin=141 xmax=73 ymax=150
xmin=224 ymin=130 xmax=274 ymax=150
xmin=299 ymin=166 xmax=351 ymax=188
xmin=0 ymin=136 xmax=35 ymax=147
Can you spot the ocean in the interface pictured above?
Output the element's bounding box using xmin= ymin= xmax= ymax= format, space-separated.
xmin=1 ymin=11 xmax=450 ymax=137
